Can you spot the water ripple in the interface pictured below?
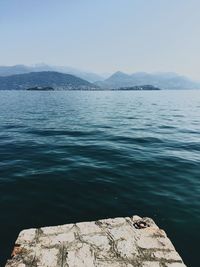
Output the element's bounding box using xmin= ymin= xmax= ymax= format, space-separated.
xmin=0 ymin=91 xmax=200 ymax=267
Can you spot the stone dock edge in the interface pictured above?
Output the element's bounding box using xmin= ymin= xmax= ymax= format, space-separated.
xmin=5 ymin=215 xmax=186 ymax=267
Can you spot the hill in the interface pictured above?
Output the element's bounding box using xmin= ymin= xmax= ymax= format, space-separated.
xmin=96 ymin=71 xmax=200 ymax=90
xmin=0 ymin=71 xmax=98 ymax=90
xmin=0 ymin=64 xmax=105 ymax=83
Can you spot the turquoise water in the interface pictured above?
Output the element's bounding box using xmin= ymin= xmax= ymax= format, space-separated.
xmin=0 ymin=90 xmax=200 ymax=266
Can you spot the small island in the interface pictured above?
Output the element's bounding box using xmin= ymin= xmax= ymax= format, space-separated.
xmin=117 ymin=85 xmax=161 ymax=90
xmin=26 ymin=86 xmax=54 ymax=91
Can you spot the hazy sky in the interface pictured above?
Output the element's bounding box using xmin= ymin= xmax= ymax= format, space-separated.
xmin=0 ymin=0 xmax=200 ymax=79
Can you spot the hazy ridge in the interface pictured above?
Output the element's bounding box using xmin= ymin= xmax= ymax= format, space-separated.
xmin=0 ymin=64 xmax=105 ymax=83
xmin=0 ymin=65 xmax=199 ymax=90
xmin=0 ymin=71 xmax=98 ymax=90
xmin=96 ymin=71 xmax=200 ymax=90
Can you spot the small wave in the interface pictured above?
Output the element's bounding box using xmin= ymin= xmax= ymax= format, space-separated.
xmin=179 ymin=129 xmax=200 ymax=134
xmin=110 ymin=136 xmax=164 ymax=144
xmin=2 ymin=124 xmax=25 ymax=130
xmin=158 ymin=125 xmax=176 ymax=129
xmin=25 ymin=129 xmax=102 ymax=137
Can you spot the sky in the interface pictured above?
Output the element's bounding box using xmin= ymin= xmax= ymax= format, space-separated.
xmin=0 ymin=0 xmax=200 ymax=79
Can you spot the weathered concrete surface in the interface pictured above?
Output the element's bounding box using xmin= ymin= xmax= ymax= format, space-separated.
xmin=5 ymin=215 xmax=186 ymax=267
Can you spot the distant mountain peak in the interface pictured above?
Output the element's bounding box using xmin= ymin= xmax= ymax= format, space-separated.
xmin=111 ymin=71 xmax=129 ymax=77
xmin=106 ymin=71 xmax=130 ymax=82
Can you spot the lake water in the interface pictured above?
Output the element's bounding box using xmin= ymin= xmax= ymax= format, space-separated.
xmin=0 ymin=90 xmax=200 ymax=266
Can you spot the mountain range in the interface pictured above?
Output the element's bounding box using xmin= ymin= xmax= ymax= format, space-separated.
xmin=0 ymin=71 xmax=98 ymax=90
xmin=0 ymin=64 xmax=199 ymax=90
xmin=96 ymin=71 xmax=200 ymax=90
xmin=0 ymin=64 xmax=106 ymax=82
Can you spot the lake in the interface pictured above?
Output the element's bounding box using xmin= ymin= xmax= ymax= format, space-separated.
xmin=0 ymin=90 xmax=200 ymax=266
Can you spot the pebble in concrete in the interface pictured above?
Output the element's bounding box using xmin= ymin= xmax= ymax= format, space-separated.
xmin=5 ymin=215 xmax=186 ymax=267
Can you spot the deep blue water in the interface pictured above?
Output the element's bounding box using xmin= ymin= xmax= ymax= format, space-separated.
xmin=0 ymin=90 xmax=200 ymax=266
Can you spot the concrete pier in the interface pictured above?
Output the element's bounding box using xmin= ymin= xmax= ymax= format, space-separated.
xmin=5 ymin=215 xmax=186 ymax=267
